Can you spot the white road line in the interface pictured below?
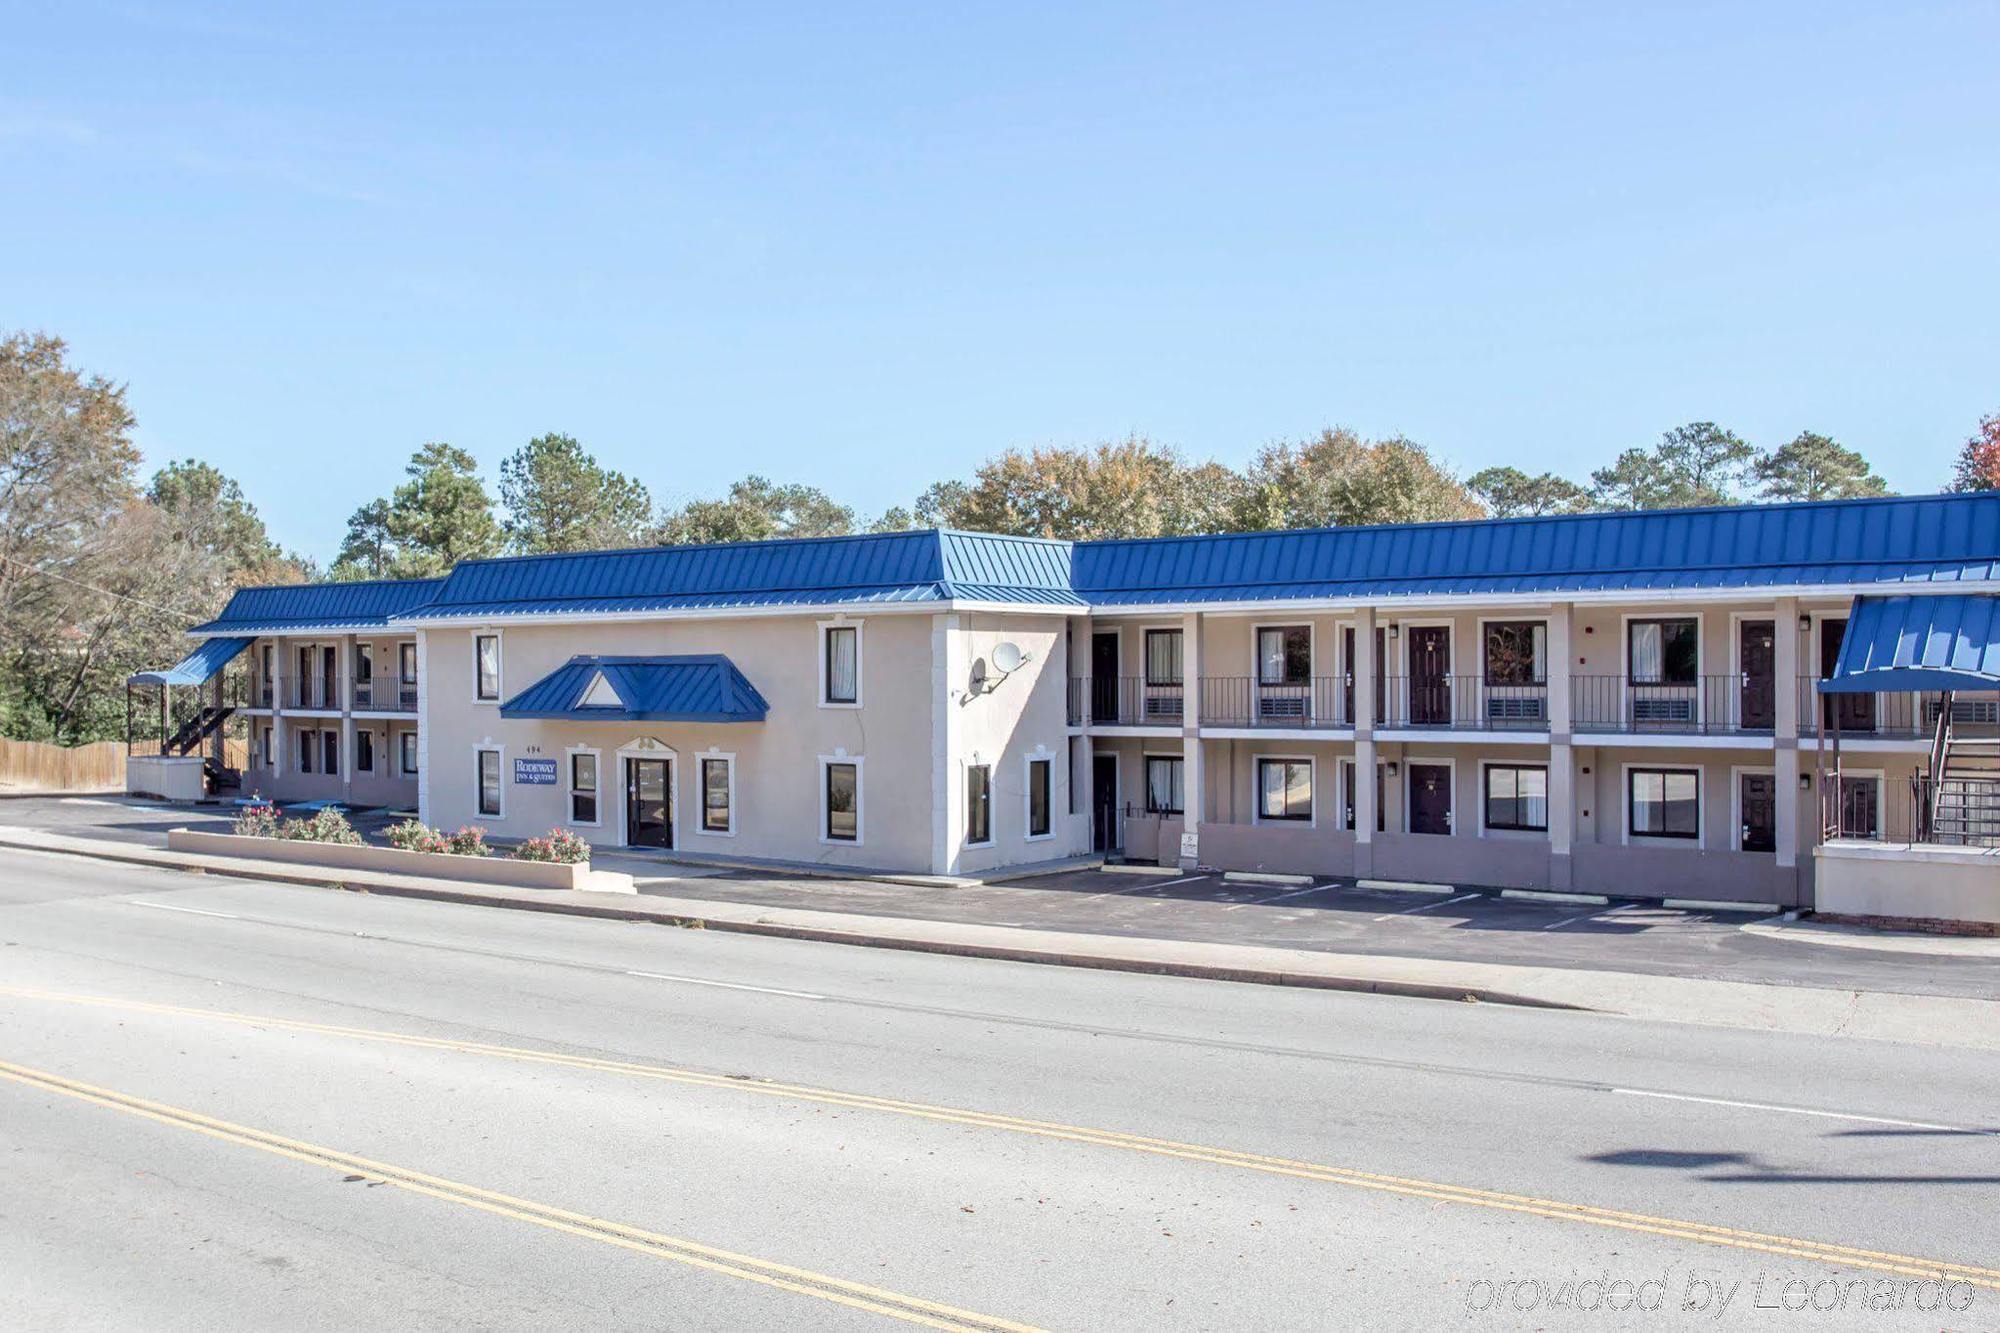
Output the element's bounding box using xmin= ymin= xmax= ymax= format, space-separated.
xmin=1540 ymin=910 xmax=1602 ymax=932
xmin=129 ymin=900 xmax=240 ymax=920
xmin=1122 ymin=874 xmax=1209 ymax=893
xmin=1612 ymin=1087 xmax=1994 ymax=1134
xmin=625 ymin=971 xmax=825 ymax=1000
xmin=1249 ymin=884 xmax=1328 ymax=905
xmin=1372 ymin=892 xmax=1479 ymax=922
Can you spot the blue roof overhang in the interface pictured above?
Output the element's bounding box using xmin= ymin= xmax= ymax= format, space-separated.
xmin=499 ymin=655 xmax=770 ymax=723
xmin=130 ymin=635 xmax=255 ymax=687
xmin=1819 ymin=594 xmax=2000 ymax=694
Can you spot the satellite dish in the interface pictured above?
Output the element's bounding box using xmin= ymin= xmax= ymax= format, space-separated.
xmin=990 ymin=641 xmax=1026 ymax=674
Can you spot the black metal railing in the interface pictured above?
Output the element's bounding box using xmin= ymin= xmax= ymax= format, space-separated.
xmin=1796 ymin=677 xmax=1929 ymax=739
xmin=1066 ymin=677 xmax=1185 ymax=726
xmin=1911 ymin=775 xmax=2000 ymax=847
xmin=352 ymin=675 xmax=419 ymax=712
xmin=1198 ymin=677 xmax=1349 ymax=728
xmin=285 ymin=676 xmax=341 ymax=710
xmin=1380 ymin=676 xmax=1551 ymax=730
xmin=1572 ymin=675 xmax=1759 ymax=735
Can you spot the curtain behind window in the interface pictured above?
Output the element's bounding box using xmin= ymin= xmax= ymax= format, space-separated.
xmin=826 ymin=628 xmax=858 ymax=701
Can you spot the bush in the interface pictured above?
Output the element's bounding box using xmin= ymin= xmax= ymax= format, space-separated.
xmin=446 ymin=825 xmax=491 ymax=857
xmin=232 ymin=801 xmax=280 ymax=838
xmin=513 ymin=828 xmax=591 ymax=864
xmin=276 ymin=807 xmax=362 ymax=845
xmin=385 ymin=818 xmax=448 ymax=854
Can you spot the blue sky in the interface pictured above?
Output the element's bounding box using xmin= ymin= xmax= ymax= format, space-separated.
xmin=7 ymin=3 xmax=1998 ymax=559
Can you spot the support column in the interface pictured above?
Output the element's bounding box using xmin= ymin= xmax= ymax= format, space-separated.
xmin=1773 ymin=597 xmax=1803 ymax=905
xmin=340 ymin=634 xmax=356 ymax=807
xmin=1353 ymin=606 xmax=1378 ymax=878
xmin=1178 ymin=610 xmax=1203 ymax=868
xmin=1548 ymin=603 xmax=1574 ymax=888
xmin=271 ymin=637 xmax=286 ymax=795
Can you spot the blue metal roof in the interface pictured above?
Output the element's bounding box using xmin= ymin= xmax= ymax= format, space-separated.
xmin=1069 ymin=492 xmax=2000 ymax=606
xmin=499 ymin=655 xmax=770 ymax=722
xmin=193 ymin=578 xmax=443 ymax=634
xmin=1821 ymin=593 xmax=2000 ymax=694
xmin=130 ymin=636 xmax=255 ymax=686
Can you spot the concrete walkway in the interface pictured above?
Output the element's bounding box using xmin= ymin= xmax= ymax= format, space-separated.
xmin=6 ymin=823 xmax=1999 ymax=1052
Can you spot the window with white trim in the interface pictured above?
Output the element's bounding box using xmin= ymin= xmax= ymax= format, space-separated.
xmin=1629 ymin=768 xmax=1698 ymax=839
xmin=1144 ymin=756 xmax=1184 ymax=815
xmin=966 ymin=764 xmax=992 ymax=845
xmin=824 ymin=761 xmax=859 ymax=841
xmin=475 ymin=634 xmax=501 ymax=701
xmin=400 ymin=730 xmax=419 ymax=776
xmin=823 ymin=625 xmax=859 ymax=705
xmin=477 ymin=748 xmax=502 ymax=817
xmin=1484 ymin=764 xmax=1548 ymax=832
xmin=701 ymin=756 xmax=734 ymax=834
xmin=1256 ymin=758 xmax=1312 ymax=822
xmin=356 ymin=730 xmax=376 ymax=775
xmin=570 ymin=752 xmax=599 ymax=824
xmin=1027 ymin=757 xmax=1053 ymax=839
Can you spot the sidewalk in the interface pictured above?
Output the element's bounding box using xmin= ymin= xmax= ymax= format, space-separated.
xmin=6 ymin=823 xmax=2000 ymax=1052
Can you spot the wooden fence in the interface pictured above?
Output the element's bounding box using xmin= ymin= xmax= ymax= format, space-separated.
xmin=0 ymin=737 xmax=249 ymax=793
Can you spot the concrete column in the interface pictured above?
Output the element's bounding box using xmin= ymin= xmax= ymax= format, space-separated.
xmin=1774 ymin=597 xmax=1801 ymax=740
xmin=1179 ymin=611 xmax=1203 ymax=868
xmin=340 ymin=635 xmax=356 ymax=806
xmin=1547 ymin=603 xmax=1574 ymax=888
xmin=270 ymin=637 xmax=286 ymax=790
xmin=1353 ymin=607 xmax=1378 ymax=877
xmin=1547 ymin=603 xmax=1574 ymax=734
xmin=1772 ymin=598 xmax=1803 ymax=904
xmin=931 ymin=612 xmax=957 ymax=875
xmin=414 ymin=631 xmax=431 ymax=826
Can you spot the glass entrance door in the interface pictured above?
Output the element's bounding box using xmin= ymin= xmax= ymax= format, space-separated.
xmin=625 ymin=757 xmax=672 ymax=848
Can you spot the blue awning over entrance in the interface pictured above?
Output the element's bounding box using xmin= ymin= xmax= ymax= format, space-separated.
xmin=128 ymin=636 xmax=256 ymax=687
xmin=499 ymin=655 xmax=769 ymax=723
xmin=1819 ymin=594 xmax=2000 ymax=694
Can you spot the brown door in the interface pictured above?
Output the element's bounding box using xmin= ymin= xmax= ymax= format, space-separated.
xmin=1408 ymin=628 xmax=1451 ymax=725
xmin=1408 ymin=762 xmax=1452 ymax=835
xmin=625 ymin=758 xmax=673 ymax=848
xmin=1739 ymin=619 xmax=1775 ymax=730
xmin=1740 ymin=773 xmax=1777 ymax=852
xmin=1091 ymin=754 xmax=1120 ymax=852
xmin=1091 ymin=633 xmax=1120 ymax=723
xmin=1820 ymin=619 xmax=1875 ymax=733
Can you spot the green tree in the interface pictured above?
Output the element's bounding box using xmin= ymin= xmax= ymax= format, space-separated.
xmin=498 ymin=432 xmax=653 ymax=554
xmin=652 ymin=475 xmax=857 ymax=546
xmin=1950 ymin=412 xmax=2000 ymax=492
xmin=333 ymin=443 xmax=502 ymax=579
xmin=932 ymin=436 xmax=1238 ymax=540
xmin=1588 ymin=448 xmax=1674 ymax=510
xmin=1753 ymin=432 xmax=1890 ymax=501
xmin=1589 ymin=422 xmax=1755 ymax=510
xmin=147 ymin=459 xmax=295 ymax=579
xmin=1467 ymin=466 xmax=1594 ymax=518
xmin=1232 ymin=428 xmax=1482 ymax=531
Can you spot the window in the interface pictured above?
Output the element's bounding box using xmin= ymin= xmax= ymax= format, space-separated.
xmin=824 ymin=761 xmax=860 ymax=842
xmin=1629 ymin=768 xmax=1698 ymax=839
xmin=356 ymin=644 xmax=373 ymax=682
xmin=1256 ymin=758 xmax=1313 ymax=822
xmin=400 ymin=730 xmax=419 ymax=776
xmin=356 ymin=730 xmax=375 ymax=775
xmin=1256 ymin=627 xmax=1311 ymax=684
xmin=321 ymin=730 xmax=339 ymax=777
xmin=822 ymin=624 xmax=860 ymax=705
xmin=1027 ymin=757 xmax=1053 ymax=839
xmin=570 ymin=752 xmax=599 ymax=824
xmin=701 ymin=757 xmax=733 ymax=833
xmin=261 ymin=725 xmax=273 ymax=769
xmin=1144 ymin=629 xmax=1183 ymax=685
xmin=1484 ymin=764 xmax=1548 ymax=832
xmin=966 ymin=765 xmax=993 ymax=845
xmin=399 ymin=642 xmax=418 ymax=681
xmin=1836 ymin=775 xmax=1881 ymax=840
xmin=1628 ymin=619 xmax=1697 ymax=685
xmin=1066 ymin=738 xmax=1078 ymax=816
xmin=475 ymin=634 xmax=501 ymax=701
xmin=1144 ymin=755 xmax=1185 ymax=814
xmin=296 ymin=728 xmax=312 ymax=774
xmin=477 ymin=749 xmax=502 ymax=817
xmin=1483 ymin=622 xmax=1547 ymax=685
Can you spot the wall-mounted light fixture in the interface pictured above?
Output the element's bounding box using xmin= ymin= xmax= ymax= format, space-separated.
xmin=1799 ymin=773 xmax=1813 ymax=791
xmin=1798 ymin=614 xmax=1812 ymax=632
xmin=1387 ymin=624 xmax=1400 ymax=639
xmin=1386 ymin=761 xmax=1399 ymax=777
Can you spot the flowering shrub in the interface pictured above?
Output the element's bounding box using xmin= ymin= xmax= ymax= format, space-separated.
xmin=385 ymin=818 xmax=449 ymax=854
xmin=232 ymin=801 xmax=280 ymax=838
xmin=513 ymin=828 xmax=592 ymax=864
xmin=276 ymin=807 xmax=363 ymax=845
xmin=446 ymin=825 xmax=492 ymax=857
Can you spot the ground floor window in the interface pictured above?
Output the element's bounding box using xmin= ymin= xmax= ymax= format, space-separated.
xmin=1256 ymin=758 xmax=1313 ymax=822
xmin=1027 ymin=757 xmax=1053 ymax=838
xmin=1065 ymin=738 xmax=1077 ymax=815
xmin=262 ymin=725 xmax=273 ymax=769
xmin=1144 ymin=755 xmax=1184 ymax=815
xmin=823 ymin=760 xmax=860 ymax=842
xmin=400 ymin=731 xmax=419 ymax=777
xmin=1629 ymin=768 xmax=1698 ymax=839
xmin=1484 ymin=764 xmax=1548 ymax=832
xmin=356 ymin=730 xmax=375 ymax=775
xmin=966 ymin=764 xmax=993 ymax=845
xmin=570 ymin=752 xmax=598 ymax=824
xmin=701 ymin=756 xmax=733 ymax=834
xmin=476 ymin=749 xmax=502 ymax=817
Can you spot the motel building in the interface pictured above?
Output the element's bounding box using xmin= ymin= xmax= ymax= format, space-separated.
xmin=127 ymin=491 xmax=2000 ymax=916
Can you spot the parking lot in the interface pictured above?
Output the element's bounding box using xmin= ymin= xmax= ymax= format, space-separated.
xmin=5 ymin=795 xmax=1996 ymax=1000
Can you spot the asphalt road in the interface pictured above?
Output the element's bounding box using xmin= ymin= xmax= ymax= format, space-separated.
xmin=3 ymin=845 xmax=1998 ymax=1329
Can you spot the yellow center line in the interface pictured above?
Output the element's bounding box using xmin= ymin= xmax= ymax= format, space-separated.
xmin=4 ymin=984 xmax=1996 ymax=1290
xmin=0 ymin=1056 xmax=1042 ymax=1333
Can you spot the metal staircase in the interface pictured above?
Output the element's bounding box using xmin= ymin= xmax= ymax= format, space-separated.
xmin=1915 ymin=693 xmax=2000 ymax=847
xmin=163 ymin=703 xmax=235 ymax=757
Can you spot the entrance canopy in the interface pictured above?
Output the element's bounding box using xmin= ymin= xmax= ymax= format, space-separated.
xmin=1819 ymin=594 xmax=2000 ymax=694
xmin=128 ymin=635 xmax=255 ymax=687
xmin=500 ymin=655 xmax=769 ymax=723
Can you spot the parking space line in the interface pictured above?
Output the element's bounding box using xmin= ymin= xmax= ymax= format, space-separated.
xmin=1540 ymin=910 xmax=1602 ymax=932
xmin=1371 ymin=892 xmax=1480 ymax=922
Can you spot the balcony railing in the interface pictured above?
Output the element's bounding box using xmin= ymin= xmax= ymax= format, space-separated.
xmin=1380 ymin=676 xmax=1551 ymax=730
xmin=1067 ymin=677 xmax=1185 ymax=727
xmin=1198 ymin=677 xmax=1349 ymax=729
xmin=353 ymin=676 xmax=419 ymax=713
xmin=1571 ymin=675 xmax=1766 ymax=735
xmin=285 ymin=676 xmax=341 ymax=710
xmin=1910 ymin=775 xmax=2000 ymax=847
xmin=1797 ymin=678 xmax=1996 ymax=741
